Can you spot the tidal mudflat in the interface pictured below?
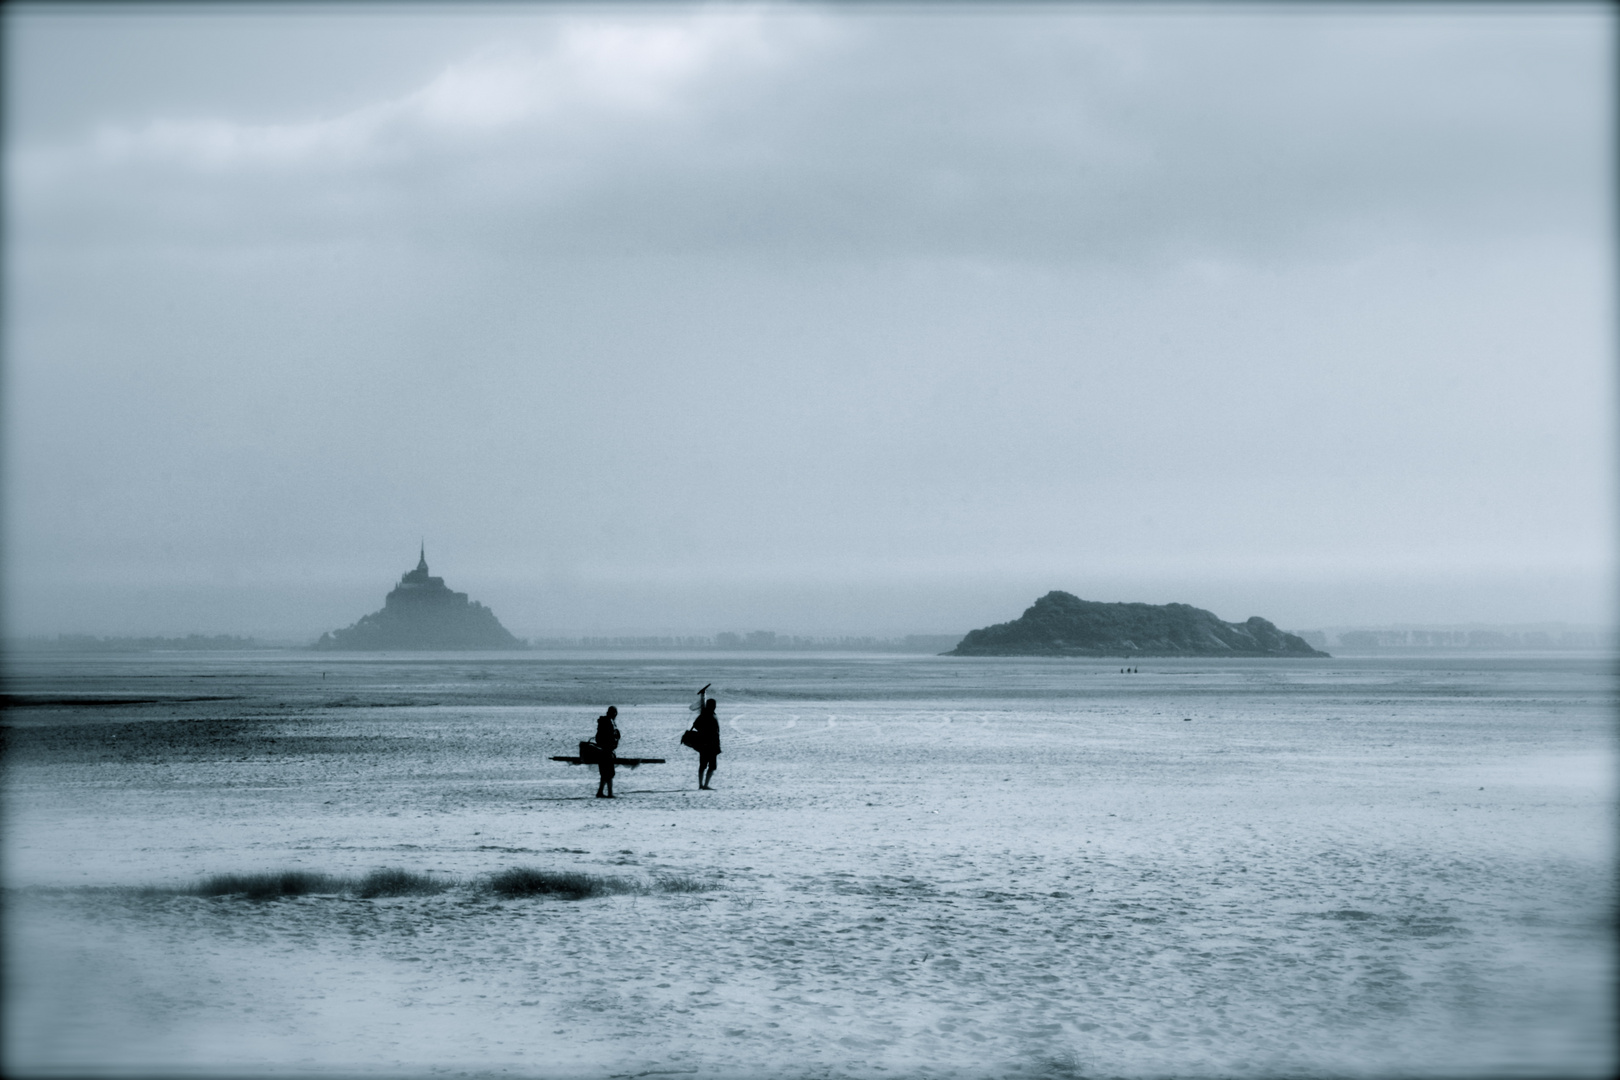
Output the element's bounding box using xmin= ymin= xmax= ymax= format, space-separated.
xmin=3 ymin=651 xmax=1613 ymax=1077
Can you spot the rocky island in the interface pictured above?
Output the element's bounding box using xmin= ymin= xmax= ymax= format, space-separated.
xmin=950 ymin=591 xmax=1328 ymax=657
xmin=314 ymin=547 xmax=523 ymax=650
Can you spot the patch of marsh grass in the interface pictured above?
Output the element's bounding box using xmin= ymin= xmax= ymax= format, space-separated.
xmin=180 ymin=868 xmax=453 ymax=900
xmin=355 ymin=867 xmax=453 ymax=898
xmin=487 ymin=867 xmax=641 ymax=900
xmin=194 ymin=870 xmax=345 ymax=899
xmin=143 ymin=866 xmax=704 ymax=901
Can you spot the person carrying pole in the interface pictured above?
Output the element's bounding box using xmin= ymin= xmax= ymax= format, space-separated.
xmin=689 ymin=694 xmax=721 ymax=790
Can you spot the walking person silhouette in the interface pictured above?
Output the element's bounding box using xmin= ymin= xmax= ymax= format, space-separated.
xmin=594 ymin=706 xmax=620 ymax=798
xmin=690 ymin=697 xmax=721 ymax=790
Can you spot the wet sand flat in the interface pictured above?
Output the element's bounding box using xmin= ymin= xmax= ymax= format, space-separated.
xmin=3 ymin=652 xmax=1613 ymax=1077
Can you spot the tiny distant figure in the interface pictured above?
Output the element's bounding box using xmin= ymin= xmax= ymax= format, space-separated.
xmin=594 ymin=706 xmax=620 ymax=799
xmin=690 ymin=697 xmax=721 ymax=790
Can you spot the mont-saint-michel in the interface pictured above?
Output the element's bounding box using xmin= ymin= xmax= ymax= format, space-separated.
xmin=314 ymin=548 xmax=522 ymax=650
xmin=951 ymin=590 xmax=1329 ymax=657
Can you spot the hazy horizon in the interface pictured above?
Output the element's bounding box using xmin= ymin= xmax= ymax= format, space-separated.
xmin=5 ymin=4 xmax=1614 ymax=641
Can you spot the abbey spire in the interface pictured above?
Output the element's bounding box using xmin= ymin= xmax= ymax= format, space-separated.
xmin=315 ymin=546 xmax=523 ymax=650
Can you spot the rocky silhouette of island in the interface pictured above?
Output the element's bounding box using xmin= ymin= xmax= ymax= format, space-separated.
xmin=314 ymin=547 xmax=523 ymax=650
xmin=950 ymin=591 xmax=1329 ymax=657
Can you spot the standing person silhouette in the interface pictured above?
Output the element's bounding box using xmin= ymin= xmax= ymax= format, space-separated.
xmin=594 ymin=706 xmax=620 ymax=799
xmin=691 ymin=697 xmax=721 ymax=790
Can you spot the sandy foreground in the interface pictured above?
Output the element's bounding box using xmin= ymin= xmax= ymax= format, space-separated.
xmin=3 ymin=652 xmax=1614 ymax=1078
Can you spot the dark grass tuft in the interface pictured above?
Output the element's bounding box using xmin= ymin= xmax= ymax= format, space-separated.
xmin=355 ymin=867 xmax=453 ymax=898
xmin=194 ymin=870 xmax=345 ymax=899
xmin=182 ymin=868 xmax=452 ymax=899
xmin=156 ymin=866 xmax=702 ymax=901
xmin=487 ymin=867 xmax=641 ymax=900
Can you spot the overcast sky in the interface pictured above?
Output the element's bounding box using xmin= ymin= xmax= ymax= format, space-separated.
xmin=4 ymin=3 xmax=1613 ymax=640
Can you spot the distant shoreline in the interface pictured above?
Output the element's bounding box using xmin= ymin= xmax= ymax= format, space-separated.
xmin=3 ymin=633 xmax=965 ymax=655
xmin=5 ymin=635 xmax=1615 ymax=658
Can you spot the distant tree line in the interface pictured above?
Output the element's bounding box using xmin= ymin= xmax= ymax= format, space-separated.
xmin=12 ymin=633 xmax=264 ymax=652
xmin=10 ymin=631 xmax=960 ymax=654
xmin=1308 ymin=628 xmax=1615 ymax=651
xmin=526 ymin=633 xmax=962 ymax=653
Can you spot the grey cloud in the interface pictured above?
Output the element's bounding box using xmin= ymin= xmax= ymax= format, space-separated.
xmin=3 ymin=6 xmax=1612 ymax=638
xmin=12 ymin=11 xmax=1604 ymax=262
